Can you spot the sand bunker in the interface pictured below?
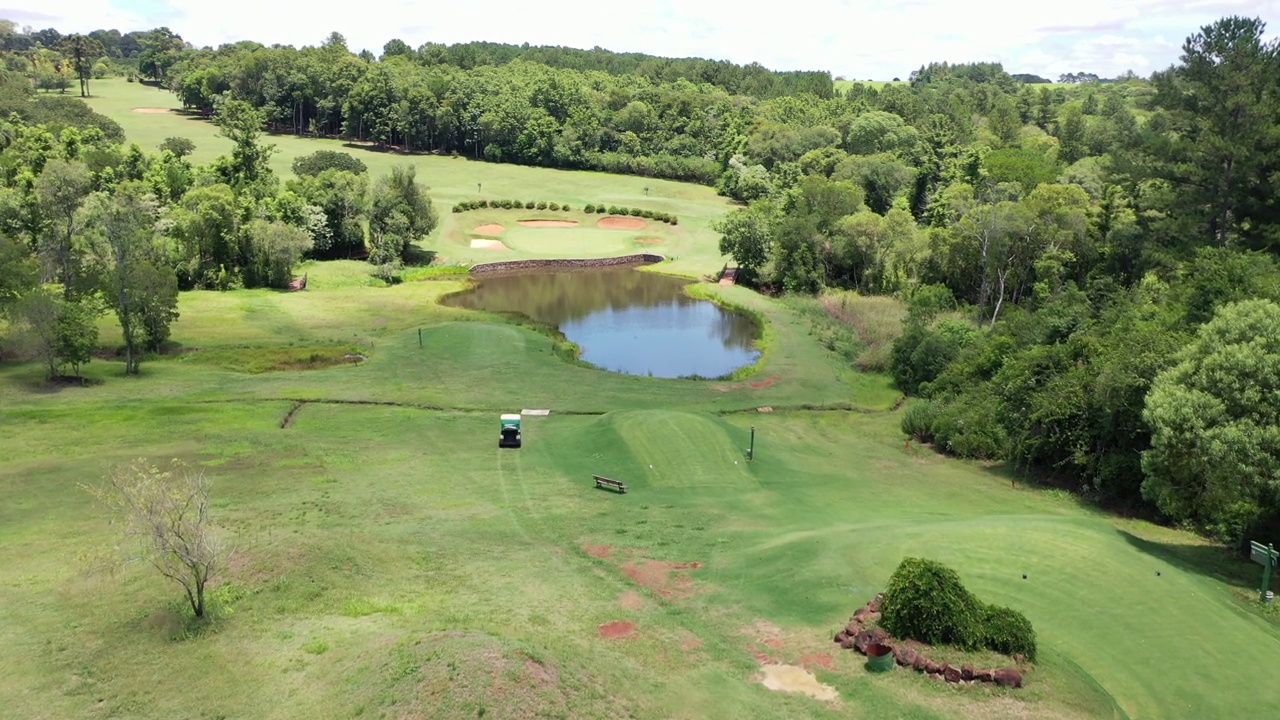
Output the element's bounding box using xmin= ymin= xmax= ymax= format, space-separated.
xmin=518 ymin=219 xmax=579 ymax=228
xmin=469 ymin=239 xmax=511 ymax=250
xmin=472 ymin=223 xmax=505 ymax=235
xmin=131 ymin=108 xmax=171 ymax=114
xmin=598 ymin=216 xmax=648 ymax=230
xmin=757 ymin=664 xmax=838 ymax=701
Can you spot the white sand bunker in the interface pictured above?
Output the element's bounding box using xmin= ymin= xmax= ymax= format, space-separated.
xmin=470 ymin=239 xmax=511 ymax=250
xmin=757 ymin=664 xmax=838 ymax=701
xmin=518 ymin=219 xmax=579 ymax=228
xmin=131 ymin=108 xmax=172 ymax=114
xmin=472 ymin=223 xmax=505 ymax=235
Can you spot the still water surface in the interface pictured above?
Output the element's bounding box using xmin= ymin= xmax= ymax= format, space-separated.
xmin=444 ymin=267 xmax=759 ymax=378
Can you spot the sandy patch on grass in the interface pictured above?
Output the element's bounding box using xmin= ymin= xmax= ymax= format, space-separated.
xmin=131 ymin=107 xmax=172 ymax=114
xmin=472 ymin=223 xmax=505 ymax=235
xmin=756 ymin=664 xmax=838 ymax=701
xmin=597 ymin=216 xmax=647 ymax=230
xmin=618 ymin=590 xmax=646 ymax=610
xmin=518 ymin=219 xmax=579 ymax=227
xmin=634 ymin=237 xmax=664 ymax=244
xmin=469 ymin=239 xmax=511 ymax=250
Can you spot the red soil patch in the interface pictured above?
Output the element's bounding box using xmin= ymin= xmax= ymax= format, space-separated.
xmin=620 ymin=560 xmax=703 ymax=599
xmin=679 ymin=635 xmax=704 ymax=651
xmin=634 ymin=237 xmax=664 ymax=244
xmin=798 ymin=653 xmax=835 ymax=670
xmin=597 ymin=216 xmax=647 ymax=230
xmin=618 ymin=590 xmax=646 ymax=610
xmin=598 ymin=620 xmax=635 ymax=639
xmin=131 ymin=107 xmax=171 ymax=114
xmin=472 ymin=223 xmax=505 ymax=235
xmin=763 ymin=638 xmax=783 ymax=649
xmin=518 ymin=219 xmax=579 ymax=228
xmin=748 ymin=375 xmax=781 ymax=389
xmin=581 ymin=544 xmax=613 ymax=559
xmin=713 ymin=375 xmax=781 ymax=392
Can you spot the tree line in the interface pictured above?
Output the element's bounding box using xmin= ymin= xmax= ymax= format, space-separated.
xmin=714 ymin=16 xmax=1280 ymax=549
xmin=0 ymin=93 xmax=436 ymax=379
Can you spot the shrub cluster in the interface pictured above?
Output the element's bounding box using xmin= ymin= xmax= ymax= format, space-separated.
xmin=879 ymin=557 xmax=1036 ymax=661
xmin=582 ymin=204 xmax=678 ymax=225
xmin=452 ymin=199 xmax=572 ymax=213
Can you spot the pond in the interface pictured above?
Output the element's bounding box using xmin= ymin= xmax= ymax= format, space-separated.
xmin=443 ymin=267 xmax=760 ymax=378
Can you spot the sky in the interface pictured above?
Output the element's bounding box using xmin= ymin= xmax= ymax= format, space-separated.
xmin=2 ymin=0 xmax=1277 ymax=80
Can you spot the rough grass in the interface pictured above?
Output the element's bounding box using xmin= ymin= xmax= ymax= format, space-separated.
xmin=780 ymin=291 xmax=907 ymax=373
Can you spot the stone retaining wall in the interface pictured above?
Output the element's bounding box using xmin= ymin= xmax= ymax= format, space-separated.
xmin=469 ymin=254 xmax=665 ymax=276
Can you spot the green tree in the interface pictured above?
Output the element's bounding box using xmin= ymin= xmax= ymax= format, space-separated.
xmin=1142 ymin=299 xmax=1280 ymax=544
xmin=291 ymin=150 xmax=367 ymax=177
xmin=83 ymin=182 xmax=166 ymax=375
xmin=212 ymin=100 xmax=276 ymax=190
xmin=34 ymin=159 xmax=93 ymax=298
xmin=987 ymin=95 xmax=1023 ymax=147
xmin=157 ymin=136 xmax=195 ymax=158
xmin=56 ymin=34 xmax=106 ymax=97
xmin=245 ymin=220 xmax=312 ymax=289
xmin=1147 ymin=16 xmax=1280 ymax=250
xmin=714 ymin=200 xmax=777 ymax=285
xmin=11 ymin=286 xmax=100 ymax=380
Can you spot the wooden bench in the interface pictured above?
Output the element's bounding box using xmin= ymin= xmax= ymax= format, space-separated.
xmin=593 ymin=475 xmax=628 ymax=494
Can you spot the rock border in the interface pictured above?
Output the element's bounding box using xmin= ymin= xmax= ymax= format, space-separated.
xmin=469 ymin=254 xmax=665 ymax=276
xmin=834 ymin=594 xmax=1026 ymax=688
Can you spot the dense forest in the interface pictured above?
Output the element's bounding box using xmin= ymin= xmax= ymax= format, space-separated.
xmin=1 ymin=15 xmax=1278 ymax=549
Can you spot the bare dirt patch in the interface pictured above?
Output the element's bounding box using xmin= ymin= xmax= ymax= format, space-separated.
xmin=597 ymin=216 xmax=648 ymax=230
xmin=620 ymin=559 xmax=703 ymax=599
xmin=472 ymin=223 xmax=505 ymax=235
xmin=518 ymin=219 xmax=579 ymax=228
xmin=598 ymin=620 xmax=635 ymax=639
xmin=757 ymin=664 xmax=838 ymax=701
xmin=798 ymin=652 xmax=836 ymax=670
xmin=581 ymin=544 xmax=613 ymax=559
xmin=713 ymin=375 xmax=782 ymax=392
xmin=679 ymin=634 xmax=704 ymax=651
xmin=618 ymin=590 xmax=646 ymax=610
xmin=634 ymin=237 xmax=664 ymax=244
xmin=469 ymin=239 xmax=511 ymax=250
xmin=131 ymin=107 xmax=172 ymax=114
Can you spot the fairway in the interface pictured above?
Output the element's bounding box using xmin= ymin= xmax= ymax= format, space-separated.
xmin=3 ymin=79 xmax=1280 ymax=720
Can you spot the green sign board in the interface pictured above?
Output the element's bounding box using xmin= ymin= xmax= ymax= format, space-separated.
xmin=1250 ymin=541 xmax=1278 ymax=602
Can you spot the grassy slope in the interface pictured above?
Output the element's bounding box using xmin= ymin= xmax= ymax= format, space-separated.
xmin=84 ymin=79 xmax=732 ymax=277
xmin=1 ymin=81 xmax=1278 ymax=720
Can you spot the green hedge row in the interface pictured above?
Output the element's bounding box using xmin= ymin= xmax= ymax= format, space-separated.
xmin=452 ymin=199 xmax=573 ymax=213
xmin=451 ymin=199 xmax=677 ymax=225
xmin=582 ymin=204 xmax=677 ymax=225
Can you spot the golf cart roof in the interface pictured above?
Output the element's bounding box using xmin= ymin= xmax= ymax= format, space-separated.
xmin=501 ymin=414 xmax=521 ymax=421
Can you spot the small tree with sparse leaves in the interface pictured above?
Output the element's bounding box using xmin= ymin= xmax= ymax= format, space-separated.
xmin=87 ymin=459 xmax=228 ymax=618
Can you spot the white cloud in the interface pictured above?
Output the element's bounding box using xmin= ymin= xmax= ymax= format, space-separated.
xmin=2 ymin=0 xmax=1275 ymax=79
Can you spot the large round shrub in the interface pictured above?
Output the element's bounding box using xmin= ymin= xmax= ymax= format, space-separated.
xmin=880 ymin=557 xmax=983 ymax=649
xmin=982 ymin=605 xmax=1037 ymax=660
